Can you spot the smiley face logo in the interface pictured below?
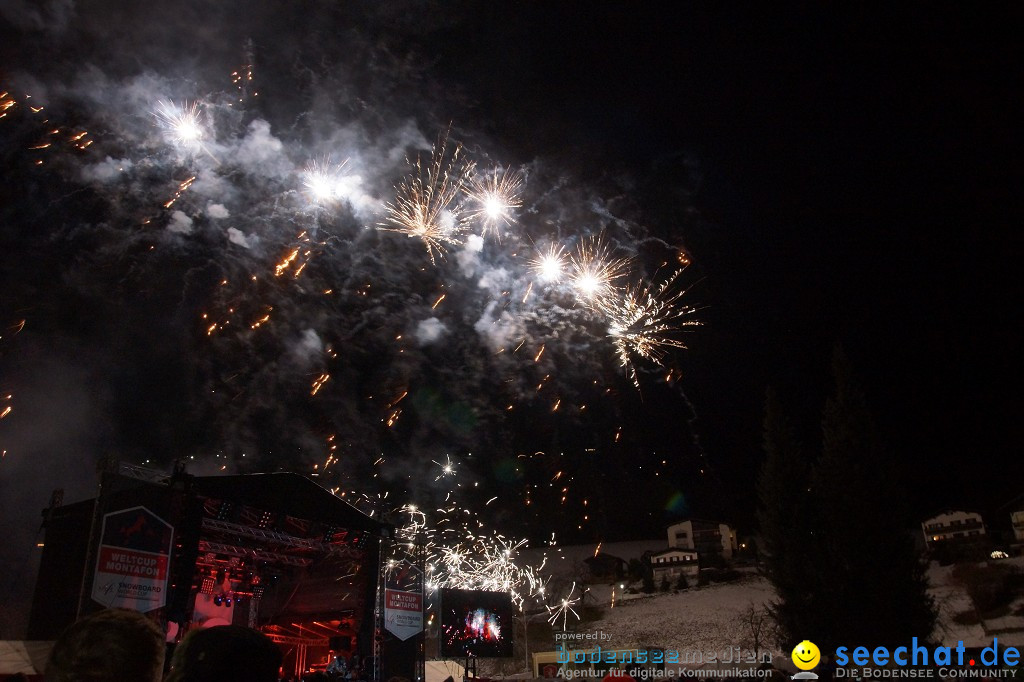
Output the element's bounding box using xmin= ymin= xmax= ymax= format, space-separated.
xmin=791 ymin=640 xmax=820 ymax=670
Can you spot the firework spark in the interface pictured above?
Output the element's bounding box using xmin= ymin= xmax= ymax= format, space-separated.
xmin=603 ymin=269 xmax=701 ymax=385
xmin=530 ymin=243 xmax=568 ymax=284
xmin=546 ymin=581 xmax=581 ymax=630
xmin=3 ymin=54 xmax=705 ymax=577
xmin=380 ymin=502 xmax=548 ymax=610
xmin=433 ymin=455 xmax=457 ymax=481
xmin=311 ymin=373 xmax=330 ymax=395
xmin=0 ymin=91 xmax=15 ymax=118
xmin=569 ymin=236 xmax=632 ymax=307
xmin=464 ymin=167 xmax=524 ymax=237
xmin=379 ymin=132 xmax=476 ymax=263
xmin=302 ymin=159 xmax=350 ymax=204
xmin=154 ymin=100 xmax=205 ymax=147
xmin=163 ymin=175 xmax=196 ymax=209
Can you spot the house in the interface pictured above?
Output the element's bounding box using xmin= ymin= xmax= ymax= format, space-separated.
xmin=666 ymin=519 xmax=738 ymax=560
xmin=645 ymin=548 xmax=699 ymax=585
xmin=921 ymin=510 xmax=986 ymax=549
xmin=1012 ymin=510 xmax=1024 ymax=544
xmin=583 ymin=552 xmax=627 ymax=580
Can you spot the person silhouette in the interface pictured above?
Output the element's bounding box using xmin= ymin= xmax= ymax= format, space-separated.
xmin=165 ymin=625 xmax=282 ymax=682
xmin=45 ymin=608 xmax=165 ymax=682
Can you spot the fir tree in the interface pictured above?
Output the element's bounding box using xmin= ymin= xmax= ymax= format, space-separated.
xmin=756 ymin=387 xmax=819 ymax=645
xmin=757 ymin=349 xmax=935 ymax=650
xmin=810 ymin=347 xmax=934 ymax=648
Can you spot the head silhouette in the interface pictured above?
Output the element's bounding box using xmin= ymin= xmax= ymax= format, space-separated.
xmin=166 ymin=625 xmax=282 ymax=682
xmin=45 ymin=608 xmax=165 ymax=682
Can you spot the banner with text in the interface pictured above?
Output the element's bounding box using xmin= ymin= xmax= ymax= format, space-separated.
xmin=384 ymin=560 xmax=423 ymax=641
xmin=91 ymin=506 xmax=173 ymax=612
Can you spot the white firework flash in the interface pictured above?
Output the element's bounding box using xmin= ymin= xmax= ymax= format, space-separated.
xmin=302 ymin=158 xmax=351 ymax=205
xmin=530 ymin=242 xmax=568 ymax=284
xmin=153 ymin=100 xmax=205 ymax=147
xmin=569 ymin=235 xmax=633 ymax=309
xmin=464 ymin=166 xmax=524 ymax=238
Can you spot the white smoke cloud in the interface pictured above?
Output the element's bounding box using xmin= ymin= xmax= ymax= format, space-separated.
xmin=234 ymin=119 xmax=289 ymax=175
xmin=167 ymin=210 xmax=193 ymax=234
xmin=207 ymin=203 xmax=230 ymax=219
xmin=290 ymin=329 xmax=323 ymax=365
xmin=226 ymin=227 xmax=255 ymax=249
xmin=477 ymin=265 xmax=512 ymax=293
xmin=474 ymin=301 xmax=525 ymax=349
xmin=80 ymin=156 xmax=132 ymax=183
xmin=334 ymin=175 xmax=381 ymax=220
xmin=190 ymin=168 xmax=235 ymax=200
xmin=457 ymin=234 xmax=485 ymax=278
xmin=415 ymin=317 xmax=448 ymax=346
xmin=380 ymin=119 xmax=431 ymax=166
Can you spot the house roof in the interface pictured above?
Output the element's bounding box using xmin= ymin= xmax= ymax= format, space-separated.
xmin=920 ymin=509 xmax=985 ymax=523
xmin=648 ymin=547 xmax=698 ymax=558
xmin=997 ymin=492 xmax=1024 ymax=512
xmin=584 ymin=553 xmax=626 ymax=564
xmin=666 ymin=518 xmax=733 ymax=529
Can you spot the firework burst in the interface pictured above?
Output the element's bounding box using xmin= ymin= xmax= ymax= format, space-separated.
xmin=464 ymin=167 xmax=524 ymax=238
xmin=154 ymin=100 xmax=205 ymax=147
xmin=429 ymin=533 xmax=547 ymax=609
xmin=384 ymin=502 xmax=548 ymax=610
xmin=0 ymin=30 xmax=714 ymax=619
xmin=603 ymin=269 xmax=702 ymax=385
xmin=432 ymin=455 xmax=457 ymax=481
xmin=546 ymin=581 xmax=581 ymax=630
xmin=380 ymin=132 xmax=476 ymax=264
xmin=530 ymin=243 xmax=568 ymax=284
xmin=302 ymin=158 xmax=350 ymax=204
xmin=569 ymin=236 xmax=632 ymax=308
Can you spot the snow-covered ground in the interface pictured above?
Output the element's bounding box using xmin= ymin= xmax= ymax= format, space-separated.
xmin=514 ymin=543 xmax=1024 ymax=674
xmin=586 ymin=575 xmax=776 ymax=656
xmin=928 ymin=562 xmax=990 ymax=646
xmin=928 ymin=558 xmax=1024 ymax=647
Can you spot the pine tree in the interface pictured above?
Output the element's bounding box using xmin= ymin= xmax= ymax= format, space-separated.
xmin=810 ymin=347 xmax=934 ymax=648
xmin=756 ymin=387 xmax=819 ymax=646
xmin=757 ymin=349 xmax=935 ymax=650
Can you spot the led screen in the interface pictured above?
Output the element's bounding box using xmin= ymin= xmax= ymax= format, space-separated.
xmin=439 ymin=588 xmax=514 ymax=658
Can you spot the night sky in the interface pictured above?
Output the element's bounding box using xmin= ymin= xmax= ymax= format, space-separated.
xmin=1 ymin=1 xmax=1022 ymax=632
xmin=448 ymin=3 xmax=1023 ymax=518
